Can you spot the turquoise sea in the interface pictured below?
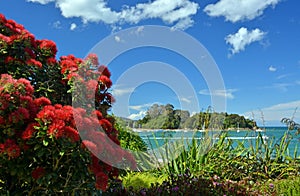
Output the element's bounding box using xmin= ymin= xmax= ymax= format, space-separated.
xmin=135 ymin=127 xmax=300 ymax=157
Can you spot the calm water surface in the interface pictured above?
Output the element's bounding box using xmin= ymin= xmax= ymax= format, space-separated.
xmin=136 ymin=127 xmax=300 ymax=157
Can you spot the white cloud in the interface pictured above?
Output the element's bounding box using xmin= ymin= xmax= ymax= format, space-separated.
xmin=27 ymin=0 xmax=199 ymax=30
xmin=204 ymin=0 xmax=281 ymax=23
xmin=70 ymin=23 xmax=77 ymax=31
xmin=199 ymin=89 xmax=237 ymax=99
xmin=276 ymin=74 xmax=289 ymax=80
xmin=262 ymin=83 xmax=292 ymax=92
xmin=225 ymin=27 xmax=266 ymax=55
xmin=244 ymin=100 xmax=300 ymax=125
xmin=27 ymin=0 xmax=54 ymax=4
xmin=136 ymin=26 xmax=144 ymax=33
xmin=268 ymin=65 xmax=277 ymax=72
xmin=127 ymin=110 xmax=147 ymax=120
xmin=114 ymin=35 xmax=122 ymax=42
xmin=112 ymin=87 xmax=134 ymax=96
xmin=129 ymin=103 xmax=153 ymax=111
xmin=180 ymin=97 xmax=191 ymax=104
xmin=52 ymin=20 xmax=62 ymax=29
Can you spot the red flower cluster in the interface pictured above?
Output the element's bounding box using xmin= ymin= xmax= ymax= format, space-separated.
xmin=59 ymin=54 xmax=83 ymax=77
xmin=0 ymin=13 xmax=57 ymax=71
xmin=0 ymin=14 xmax=136 ymax=192
xmin=0 ymin=139 xmax=21 ymax=159
xmin=36 ymin=104 xmax=80 ymax=142
xmin=37 ymin=39 xmax=57 ymax=56
xmin=0 ymin=74 xmax=43 ymax=129
xmin=31 ymin=167 xmax=46 ymax=180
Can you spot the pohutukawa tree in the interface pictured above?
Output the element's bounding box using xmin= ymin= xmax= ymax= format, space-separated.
xmin=0 ymin=14 xmax=135 ymax=194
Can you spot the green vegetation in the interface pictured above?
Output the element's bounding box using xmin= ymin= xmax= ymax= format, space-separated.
xmin=110 ymin=119 xmax=300 ymax=195
xmin=135 ymin=104 xmax=257 ymax=130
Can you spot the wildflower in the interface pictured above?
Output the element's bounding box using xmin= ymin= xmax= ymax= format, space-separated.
xmin=269 ymin=183 xmax=274 ymax=189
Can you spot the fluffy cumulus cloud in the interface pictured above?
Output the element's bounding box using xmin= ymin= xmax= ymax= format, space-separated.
xmin=199 ymin=89 xmax=237 ymax=99
xmin=204 ymin=0 xmax=281 ymax=23
xmin=27 ymin=0 xmax=199 ymax=30
xmin=127 ymin=110 xmax=147 ymax=120
xmin=225 ymin=27 xmax=266 ymax=55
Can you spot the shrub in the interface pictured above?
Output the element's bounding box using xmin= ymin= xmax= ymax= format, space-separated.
xmin=0 ymin=14 xmax=136 ymax=194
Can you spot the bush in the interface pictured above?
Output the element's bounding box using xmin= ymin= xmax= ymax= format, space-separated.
xmin=0 ymin=14 xmax=136 ymax=194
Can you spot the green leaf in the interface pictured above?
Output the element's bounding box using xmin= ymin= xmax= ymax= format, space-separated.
xmin=43 ymin=139 xmax=49 ymax=146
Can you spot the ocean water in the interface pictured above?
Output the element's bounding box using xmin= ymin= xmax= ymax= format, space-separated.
xmin=136 ymin=127 xmax=300 ymax=158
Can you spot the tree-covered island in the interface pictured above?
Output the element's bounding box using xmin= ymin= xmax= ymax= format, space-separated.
xmin=122 ymin=104 xmax=257 ymax=130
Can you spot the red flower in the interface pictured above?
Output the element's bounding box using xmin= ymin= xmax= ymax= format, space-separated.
xmin=17 ymin=78 xmax=34 ymax=96
xmin=2 ymin=139 xmax=21 ymax=159
xmin=95 ymin=172 xmax=109 ymax=191
xmin=86 ymin=79 xmax=98 ymax=91
xmin=38 ymin=39 xmax=57 ymax=56
xmin=34 ymin=97 xmax=51 ymax=107
xmin=98 ymin=65 xmax=111 ymax=78
xmin=0 ymin=143 xmax=4 ymax=153
xmin=46 ymin=57 xmax=57 ymax=65
xmin=63 ymin=126 xmax=79 ymax=142
xmin=92 ymin=110 xmax=103 ymax=120
xmin=47 ymin=119 xmax=65 ymax=138
xmin=26 ymin=58 xmax=42 ymax=68
xmin=24 ymin=47 xmax=36 ymax=58
xmin=32 ymin=167 xmax=46 ymax=180
xmin=86 ymin=53 xmax=99 ymax=65
xmin=8 ymin=107 xmax=30 ymax=124
xmin=6 ymin=145 xmax=21 ymax=159
xmin=99 ymin=119 xmax=112 ymax=133
xmin=22 ymin=122 xmax=38 ymax=140
xmin=4 ymin=56 xmax=15 ymax=64
xmin=20 ymin=95 xmax=33 ymax=106
xmin=0 ymin=34 xmax=10 ymax=42
xmin=82 ymin=140 xmax=98 ymax=154
xmin=99 ymin=75 xmax=112 ymax=89
xmin=37 ymin=105 xmax=55 ymax=121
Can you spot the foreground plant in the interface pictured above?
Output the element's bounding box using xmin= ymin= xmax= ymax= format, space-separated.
xmin=0 ymin=14 xmax=136 ymax=194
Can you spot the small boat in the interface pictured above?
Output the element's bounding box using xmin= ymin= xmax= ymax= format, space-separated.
xmin=198 ymin=124 xmax=205 ymax=132
xmin=255 ymin=128 xmax=265 ymax=132
xmin=237 ymin=122 xmax=240 ymax=133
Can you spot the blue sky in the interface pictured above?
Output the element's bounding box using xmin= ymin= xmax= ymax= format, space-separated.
xmin=1 ymin=0 xmax=300 ymax=126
